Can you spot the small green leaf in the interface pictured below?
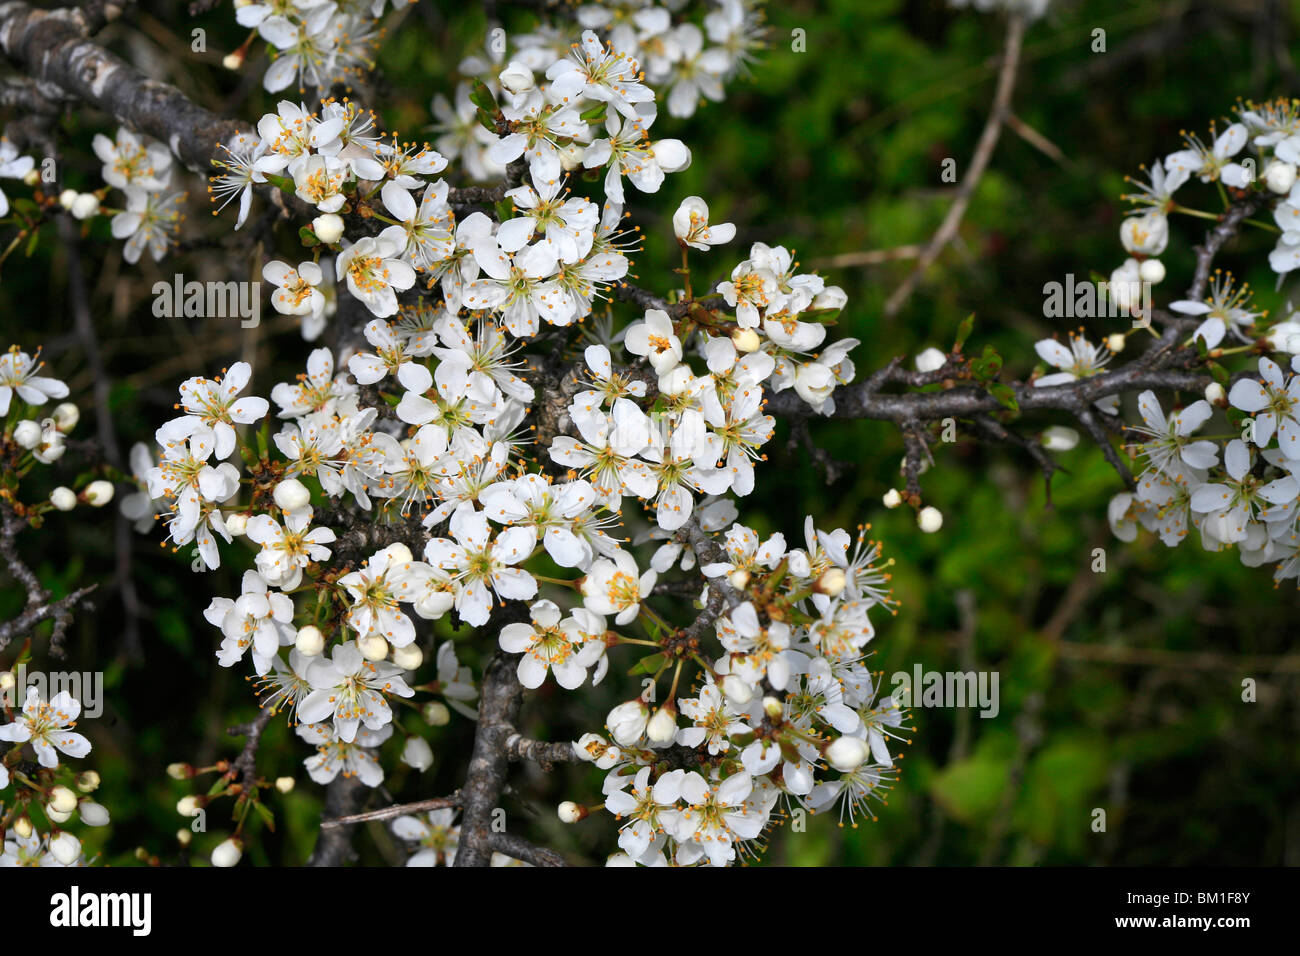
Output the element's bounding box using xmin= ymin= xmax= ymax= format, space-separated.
xmin=954 ymin=313 xmax=975 ymax=352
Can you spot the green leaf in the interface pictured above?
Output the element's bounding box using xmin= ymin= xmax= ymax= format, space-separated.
xmin=953 ymin=313 xmax=975 ymax=352
xmin=628 ymin=652 xmax=667 ymax=676
xmin=988 ymin=382 xmax=1018 ymax=411
xmin=469 ymin=80 xmax=497 ymax=113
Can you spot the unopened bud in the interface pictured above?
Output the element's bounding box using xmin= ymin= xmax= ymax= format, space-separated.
xmin=498 ymin=60 xmax=535 ymax=95
xmin=50 ymin=487 xmax=76 ymax=511
xmin=657 ymin=364 xmax=693 ymax=396
xmin=558 ymin=801 xmax=587 ymax=823
xmin=22 ymin=168 xmax=39 ymax=187
xmin=49 ymin=832 xmax=82 ymax=865
xmin=166 ymin=762 xmax=193 ymax=781
xmin=816 ymin=567 xmax=847 ymax=596
xmin=918 ymin=505 xmax=943 ymax=533
xmin=177 ymin=795 xmax=200 ymax=817
xmin=59 ymin=189 xmax=77 ymax=210
xmin=79 ymin=801 xmax=110 ymax=826
xmin=392 ymin=643 xmax=423 ymax=671
xmin=47 ymin=807 xmax=73 ymax=824
xmin=273 ymin=478 xmax=311 ymax=512
xmin=13 ymin=419 xmax=42 ymax=448
xmin=915 ymin=347 xmax=947 ymax=373
xmin=762 ymin=696 xmax=783 ymax=719
xmin=211 ymin=837 xmax=243 ymax=868
xmin=176 ymin=829 xmax=192 ymax=847
xmin=275 ymin=776 xmax=295 ymax=794
xmin=646 ymin=705 xmax=678 ymax=744
xmin=1265 ymin=160 xmax=1297 ymax=195
xmin=222 ymin=50 xmax=245 ymax=71
xmin=295 ymin=624 xmax=325 ymax=656
xmin=826 ymin=735 xmax=870 ymax=772
xmin=13 ymin=816 xmax=33 ymax=839
xmin=1138 ymin=259 xmax=1165 ymax=285
xmin=70 ymin=193 xmax=100 ymax=220
xmin=423 ymin=701 xmax=451 ymax=726
xmin=49 ymin=785 xmax=78 ymax=814
xmin=726 ymin=568 xmax=750 ymax=591
xmin=1041 ymin=426 xmax=1079 ymax=452
xmin=52 ymin=403 xmax=79 ymax=431
xmin=385 ymin=542 xmax=414 ymax=565
xmin=721 ymin=674 xmax=753 ymax=704
xmin=1205 ymin=382 xmax=1225 ymax=404
xmin=0 ymin=672 xmax=13 ymax=692
xmin=882 ymin=487 xmax=903 ymax=509
xmin=731 ymin=327 xmax=761 ymax=353
xmin=1106 ymin=333 xmax=1127 ymax=354
xmin=358 ymin=635 xmax=389 ymax=662
xmin=84 ymin=480 xmax=114 ymax=506
xmin=312 ymin=213 xmax=344 ymax=245
xmin=224 ymin=512 xmax=249 ymax=536
xmin=77 ymin=770 xmax=100 ymax=793
xmin=401 ymin=735 xmax=434 ymax=771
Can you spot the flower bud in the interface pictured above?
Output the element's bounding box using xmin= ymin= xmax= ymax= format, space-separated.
xmin=726 ymin=568 xmax=750 ymax=591
xmin=70 ymin=193 xmax=100 ymax=220
xmin=273 ymin=478 xmax=311 ymax=512
xmin=401 ymin=735 xmax=434 ymax=771
xmin=13 ymin=419 xmax=41 ymax=448
xmin=1041 ymin=426 xmax=1079 ymax=452
xmin=49 ymin=785 xmax=78 ymax=814
xmin=721 ymin=674 xmax=753 ymax=704
xmin=826 ymin=735 xmax=870 ymax=772
xmin=606 ymin=699 xmax=650 ymax=746
xmin=79 ymin=801 xmax=110 ymax=826
xmin=13 ymin=816 xmax=33 ymax=839
xmin=917 ymin=505 xmax=944 ymax=533
xmin=222 ymin=50 xmax=245 ymax=71
xmin=312 ymin=213 xmax=344 ymax=245
xmin=498 ymin=60 xmax=535 ymax=95
xmin=176 ymin=829 xmax=192 ymax=847
xmin=914 ymin=347 xmax=947 ymax=373
xmin=1106 ymin=333 xmax=1127 ymax=354
xmin=47 ymin=807 xmax=73 ymax=824
xmin=1138 ymin=258 xmax=1165 ymax=285
xmin=84 ymin=480 xmax=114 ymax=506
xmin=731 ymin=327 xmax=762 ymax=353
xmin=275 ymin=777 xmax=295 ymax=794
xmin=77 ymin=770 xmax=100 ymax=792
xmin=59 ymin=189 xmax=77 ymax=209
xmin=558 ymin=801 xmax=587 ymax=823
xmin=358 ymin=635 xmax=389 ymax=661
xmin=762 ymin=696 xmax=783 ymax=719
xmin=423 ymin=701 xmax=451 ymax=726
xmin=0 ymin=671 xmax=13 ymax=692
xmin=50 ymin=487 xmax=76 ymax=511
xmin=646 ymin=705 xmax=678 ymax=744
xmin=657 ymin=364 xmax=693 ymax=396
xmin=1205 ymin=382 xmax=1226 ymax=404
xmin=224 ymin=512 xmax=249 ymax=536
xmin=815 ymin=567 xmax=847 ymax=596
xmin=177 ymin=796 xmax=200 ymax=817
xmin=295 ymin=624 xmax=325 ymax=656
xmin=1265 ymin=160 xmax=1297 ymax=195
xmin=166 ymin=762 xmax=193 ymax=780
xmin=49 ymin=832 xmax=82 ymax=865
xmin=385 ymin=542 xmax=413 ymax=566
xmin=22 ymin=168 xmax=39 ymax=187
xmin=882 ymin=487 xmax=903 ymax=509
xmin=392 ymin=643 xmax=423 ymax=671
xmin=211 ymin=838 xmax=243 ymax=868
xmin=50 ymin=403 xmax=79 ymax=432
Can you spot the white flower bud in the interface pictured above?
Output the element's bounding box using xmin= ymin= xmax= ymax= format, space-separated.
xmin=1205 ymin=382 xmax=1226 ymax=404
xmin=295 ymin=624 xmax=325 ymax=656
xmin=166 ymin=762 xmax=192 ymax=781
xmin=826 ymin=735 xmax=870 ymax=772
xmin=49 ymin=785 xmax=78 ymax=814
xmin=392 ymin=643 xmax=423 ymax=671
xmin=47 ymin=807 xmax=73 ymax=824
xmin=731 ymin=327 xmax=762 ymax=353
xmin=816 ymin=567 xmax=847 ymax=597
xmin=918 ymin=505 xmax=944 ymax=533
xmin=211 ymin=838 xmax=243 ymax=868
xmin=312 ymin=213 xmax=345 ymax=244
xmin=22 ymin=168 xmax=39 ymax=187
xmin=762 ymin=696 xmax=783 ymax=719
xmin=882 ymin=487 xmax=903 ymax=509
xmin=657 ymin=364 xmax=693 ymax=396
xmin=499 ymin=60 xmax=535 ymax=95
xmin=1138 ymin=258 xmax=1165 ymax=285
xmin=726 ymin=568 xmax=750 ymax=591
xmin=385 ymin=542 xmax=413 ymax=566
xmin=1041 ymin=426 xmax=1079 ymax=452
xmin=1106 ymin=333 xmax=1127 ymax=354
xmin=401 ymin=736 xmax=434 ymax=771
xmin=422 ymin=701 xmax=451 ymax=726
xmin=13 ymin=816 xmax=33 ymax=839
xmin=222 ymin=51 xmax=245 ymax=71
xmin=275 ymin=776 xmax=295 ymax=794
xmin=646 ymin=705 xmax=678 ymax=744
xmin=721 ymin=674 xmax=753 ymax=705
xmin=273 ymin=478 xmax=312 ymax=512
xmin=70 ymin=193 xmax=100 ymax=220
xmin=224 ymin=512 xmax=249 ymax=536
xmin=84 ymin=480 xmax=114 ymax=506
xmin=79 ymin=801 xmax=110 ymax=827
xmin=558 ymin=801 xmax=586 ymax=823
xmin=50 ymin=487 xmax=77 ymax=511
xmin=358 ymin=635 xmax=389 ymax=661
xmin=77 ymin=770 xmax=101 ymax=792
xmin=49 ymin=832 xmax=82 ymax=866
xmin=176 ymin=829 xmax=192 ymax=847
xmin=59 ymin=189 xmax=77 ymax=209
xmin=914 ymin=347 xmax=947 ymax=373
xmin=0 ymin=671 xmax=13 ymax=692
xmin=51 ymin=403 xmax=79 ymax=431
xmin=1265 ymin=160 xmax=1297 ymax=195
xmin=176 ymin=795 xmax=200 ymax=817
xmin=607 ymin=699 xmax=650 ymax=746
xmin=13 ymin=419 xmax=41 ymax=448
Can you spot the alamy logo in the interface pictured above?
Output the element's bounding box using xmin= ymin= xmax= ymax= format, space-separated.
xmin=2 ymin=666 xmax=103 ymax=718
xmin=152 ymin=274 xmax=260 ymax=328
xmin=49 ymin=887 xmax=151 ymax=936
xmin=891 ymin=665 xmax=1000 ymax=718
xmin=1042 ymin=273 xmax=1152 ymax=329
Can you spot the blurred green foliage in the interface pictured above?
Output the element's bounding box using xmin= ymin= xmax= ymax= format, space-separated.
xmin=2 ymin=0 xmax=1299 ymax=867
